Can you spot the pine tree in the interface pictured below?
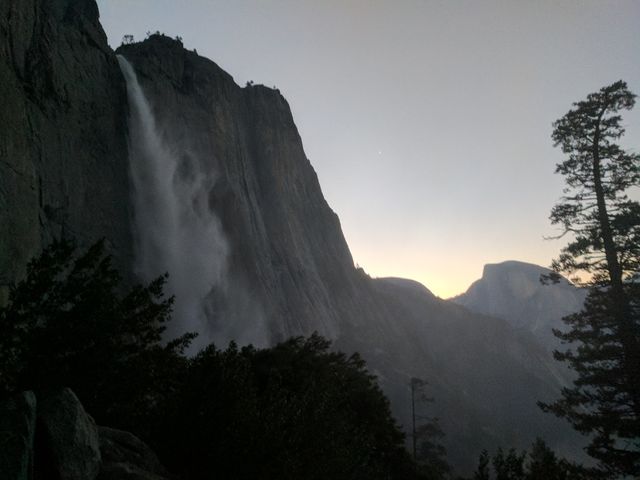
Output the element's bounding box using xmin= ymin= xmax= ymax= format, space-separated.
xmin=0 ymin=240 xmax=193 ymax=427
xmin=493 ymin=448 xmax=525 ymax=480
xmin=539 ymin=81 xmax=640 ymax=477
xmin=474 ymin=450 xmax=491 ymax=480
xmin=526 ymin=439 xmax=568 ymax=480
xmin=410 ymin=377 xmax=450 ymax=479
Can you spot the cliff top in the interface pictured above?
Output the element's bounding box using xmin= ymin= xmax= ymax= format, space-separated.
xmin=116 ymin=33 xmax=283 ymax=97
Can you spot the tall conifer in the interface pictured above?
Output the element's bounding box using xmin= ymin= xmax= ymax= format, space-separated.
xmin=540 ymin=81 xmax=640 ymax=477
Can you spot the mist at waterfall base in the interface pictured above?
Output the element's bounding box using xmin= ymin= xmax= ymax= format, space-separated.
xmin=118 ymin=55 xmax=244 ymax=350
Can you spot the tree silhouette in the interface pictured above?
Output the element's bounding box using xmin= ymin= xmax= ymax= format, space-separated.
xmin=492 ymin=447 xmax=525 ymax=480
xmin=473 ymin=450 xmax=490 ymax=480
xmin=158 ymin=335 xmax=421 ymax=480
xmin=409 ymin=377 xmax=450 ymax=479
xmin=469 ymin=440 xmax=588 ymax=480
xmin=539 ymin=80 xmax=640 ymax=477
xmin=0 ymin=241 xmax=422 ymax=479
xmin=0 ymin=240 xmax=193 ymax=428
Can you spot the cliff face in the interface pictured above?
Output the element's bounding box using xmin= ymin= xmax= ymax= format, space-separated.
xmin=1 ymin=6 xmax=584 ymax=474
xmin=117 ymin=37 xmax=368 ymax=344
xmin=0 ymin=0 xmax=132 ymax=303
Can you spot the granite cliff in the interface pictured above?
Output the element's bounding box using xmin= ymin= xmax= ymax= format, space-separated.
xmin=0 ymin=0 xmax=584 ymax=473
xmin=0 ymin=0 xmax=133 ymax=305
xmin=117 ymin=36 xmax=370 ymax=345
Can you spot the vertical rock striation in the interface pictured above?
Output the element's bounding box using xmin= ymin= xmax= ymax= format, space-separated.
xmin=0 ymin=0 xmax=132 ymax=303
xmin=118 ymin=36 xmax=365 ymax=345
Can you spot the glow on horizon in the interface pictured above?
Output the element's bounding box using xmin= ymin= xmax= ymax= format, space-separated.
xmin=345 ymin=231 xmax=562 ymax=298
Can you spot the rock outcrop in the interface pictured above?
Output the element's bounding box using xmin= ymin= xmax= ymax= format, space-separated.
xmin=37 ymin=389 xmax=102 ymax=480
xmin=0 ymin=391 xmax=37 ymax=480
xmin=97 ymin=426 xmax=169 ymax=480
xmin=0 ymin=389 xmax=169 ymax=480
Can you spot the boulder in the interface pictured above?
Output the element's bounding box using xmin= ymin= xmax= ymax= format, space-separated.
xmin=37 ymin=388 xmax=101 ymax=480
xmin=98 ymin=426 xmax=168 ymax=478
xmin=97 ymin=463 xmax=169 ymax=480
xmin=0 ymin=391 xmax=37 ymax=480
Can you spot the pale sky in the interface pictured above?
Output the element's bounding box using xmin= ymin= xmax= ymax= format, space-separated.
xmin=96 ymin=0 xmax=640 ymax=298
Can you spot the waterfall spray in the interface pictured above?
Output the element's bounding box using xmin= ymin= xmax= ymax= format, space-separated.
xmin=117 ymin=55 xmax=228 ymax=346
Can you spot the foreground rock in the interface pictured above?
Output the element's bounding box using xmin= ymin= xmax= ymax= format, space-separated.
xmin=0 ymin=389 xmax=168 ymax=480
xmin=0 ymin=391 xmax=37 ymax=480
xmin=98 ymin=426 xmax=169 ymax=480
xmin=37 ymin=389 xmax=102 ymax=480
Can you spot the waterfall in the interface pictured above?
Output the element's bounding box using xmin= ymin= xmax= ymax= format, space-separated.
xmin=117 ymin=55 xmax=228 ymax=346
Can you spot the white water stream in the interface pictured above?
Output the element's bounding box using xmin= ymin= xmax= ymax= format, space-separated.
xmin=117 ymin=55 xmax=228 ymax=344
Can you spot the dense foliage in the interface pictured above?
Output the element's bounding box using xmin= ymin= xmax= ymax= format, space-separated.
xmin=0 ymin=240 xmax=192 ymax=428
xmin=470 ymin=439 xmax=600 ymax=480
xmin=0 ymin=240 xmax=423 ymax=479
xmin=540 ymin=81 xmax=640 ymax=477
xmin=156 ymin=336 xmax=419 ymax=479
xmin=415 ymin=419 xmax=450 ymax=479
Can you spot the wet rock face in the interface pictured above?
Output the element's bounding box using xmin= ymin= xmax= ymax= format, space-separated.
xmin=0 ymin=0 xmax=133 ymax=301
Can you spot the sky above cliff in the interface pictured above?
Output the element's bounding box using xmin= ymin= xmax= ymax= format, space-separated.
xmin=97 ymin=0 xmax=640 ymax=298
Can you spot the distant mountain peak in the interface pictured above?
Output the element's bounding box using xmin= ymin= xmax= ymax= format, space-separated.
xmin=452 ymin=259 xmax=586 ymax=347
xmin=377 ymin=277 xmax=435 ymax=298
xmin=483 ymin=259 xmax=550 ymax=274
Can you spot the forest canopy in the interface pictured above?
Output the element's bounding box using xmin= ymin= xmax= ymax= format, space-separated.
xmin=0 ymin=240 xmax=422 ymax=479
